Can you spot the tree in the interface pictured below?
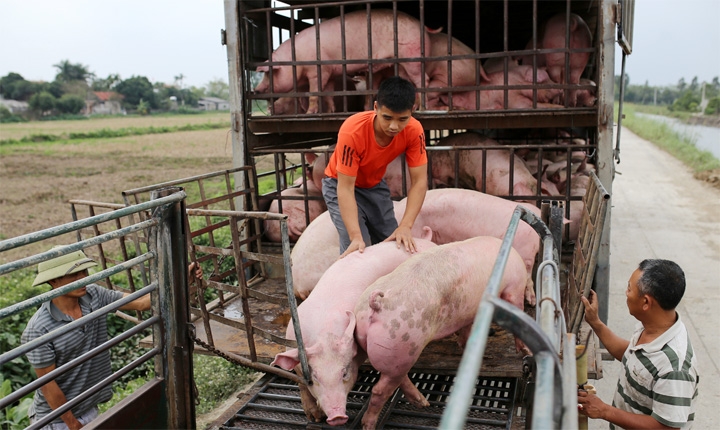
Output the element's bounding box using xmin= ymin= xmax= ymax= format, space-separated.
xmin=56 ymin=94 xmax=86 ymax=114
xmin=0 ymin=73 xmax=25 ymax=98
xmin=29 ymin=91 xmax=56 ymax=114
xmin=689 ymin=76 xmax=699 ymax=92
xmin=91 ymin=74 xmax=121 ymax=91
xmin=53 ymin=60 xmax=94 ymax=83
xmin=704 ymin=97 xmax=720 ymax=115
xmin=205 ymin=78 xmax=230 ymax=100
xmin=115 ymin=76 xmax=157 ymax=109
xmin=677 ymin=77 xmax=686 ymax=92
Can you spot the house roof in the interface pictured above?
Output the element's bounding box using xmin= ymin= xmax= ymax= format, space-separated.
xmin=93 ymin=91 xmax=122 ymax=101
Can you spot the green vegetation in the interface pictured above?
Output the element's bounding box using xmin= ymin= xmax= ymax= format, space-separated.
xmin=616 ymin=74 xmax=719 ymax=116
xmin=619 ymin=103 xmax=720 ymax=173
xmin=0 ymin=122 xmax=227 ymax=146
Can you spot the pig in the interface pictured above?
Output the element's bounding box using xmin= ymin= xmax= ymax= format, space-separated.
xmin=271 ymin=233 xmax=437 ymax=426
xmin=440 ymin=65 xmax=563 ymax=110
xmin=567 ymin=173 xmax=591 ymax=241
xmin=429 ymin=132 xmax=553 ymax=199
xmin=395 ymin=188 xmax=542 ymax=305
xmin=353 ymin=236 xmax=528 ymax=429
xmin=263 ymin=180 xmax=327 ymax=243
xmin=424 ymin=32 xmax=490 ymax=110
xmin=290 ymin=211 xmax=339 ymax=300
xmin=254 ymin=9 xmax=434 ymax=114
xmin=382 ymin=155 xmax=412 ymax=198
xmin=576 ymin=78 xmax=597 ymax=107
xmin=270 ymin=77 xmax=365 ymax=115
xmin=519 ymin=13 xmax=593 ymax=106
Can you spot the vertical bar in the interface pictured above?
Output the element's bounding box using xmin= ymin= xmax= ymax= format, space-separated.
xmin=531 ymin=352 xmax=556 ymax=429
xmin=150 ymin=187 xmax=194 ymax=429
xmin=230 ymin=214 xmax=258 ymax=362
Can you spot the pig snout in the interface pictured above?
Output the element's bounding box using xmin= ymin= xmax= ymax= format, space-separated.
xmin=325 ymin=411 xmax=349 ymax=426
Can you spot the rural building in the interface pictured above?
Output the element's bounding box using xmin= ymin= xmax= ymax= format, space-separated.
xmin=0 ymin=96 xmax=29 ymax=113
xmin=86 ymin=91 xmax=124 ymax=115
xmin=198 ymin=96 xmax=229 ymax=111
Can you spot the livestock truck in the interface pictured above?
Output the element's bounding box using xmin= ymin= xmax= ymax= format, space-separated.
xmin=0 ymin=0 xmax=634 ymax=429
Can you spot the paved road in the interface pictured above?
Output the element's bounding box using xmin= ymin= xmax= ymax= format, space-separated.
xmin=588 ymin=127 xmax=720 ymax=429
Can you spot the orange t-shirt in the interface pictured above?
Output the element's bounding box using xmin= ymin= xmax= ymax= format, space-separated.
xmin=324 ymin=111 xmax=427 ymax=188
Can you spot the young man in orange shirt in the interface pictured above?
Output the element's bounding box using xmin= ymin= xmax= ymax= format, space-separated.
xmin=322 ymin=76 xmax=428 ymax=258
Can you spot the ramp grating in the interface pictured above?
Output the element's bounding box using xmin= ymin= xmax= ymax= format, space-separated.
xmin=221 ymin=369 xmax=517 ymax=429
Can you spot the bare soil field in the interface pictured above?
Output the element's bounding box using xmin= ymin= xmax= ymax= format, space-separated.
xmin=0 ymin=117 xmax=235 ymax=262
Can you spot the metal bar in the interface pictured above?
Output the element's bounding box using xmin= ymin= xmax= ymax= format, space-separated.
xmin=187 ymin=208 xmax=288 ymax=221
xmin=0 ymin=283 xmax=156 ymax=365
xmin=439 ymin=207 xmax=523 ymax=429
xmin=615 ymin=51 xmax=627 ymax=163
xmin=282 ymin=219 xmax=311 ymax=385
xmin=561 ymin=333 xmax=580 ymax=429
xmin=0 ymin=316 xmax=158 ymax=409
xmin=27 ymin=347 xmax=161 ymax=430
xmin=531 ymin=351 xmax=557 ymax=429
xmin=0 ymin=192 xmax=183 ymax=253
xmin=0 ymin=253 xmax=155 ymax=320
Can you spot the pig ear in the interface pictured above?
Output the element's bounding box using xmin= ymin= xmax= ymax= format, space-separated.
xmin=305 ymin=153 xmax=318 ymax=165
xmin=271 ymin=349 xmax=300 ymax=370
xmin=420 ymin=226 xmax=433 ymax=241
xmin=343 ymin=310 xmax=356 ymax=340
xmin=256 ymin=63 xmax=269 ymax=73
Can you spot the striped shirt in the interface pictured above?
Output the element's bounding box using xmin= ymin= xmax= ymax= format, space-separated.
xmin=610 ymin=313 xmax=698 ymax=429
xmin=21 ymin=284 xmax=125 ymax=424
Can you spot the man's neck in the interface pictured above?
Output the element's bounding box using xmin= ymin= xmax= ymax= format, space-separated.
xmin=52 ymin=295 xmax=82 ymax=319
xmin=639 ymin=311 xmax=677 ymax=344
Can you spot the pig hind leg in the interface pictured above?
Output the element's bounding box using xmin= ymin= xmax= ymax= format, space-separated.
xmin=399 ymin=374 xmax=430 ymax=408
xmin=362 ymin=373 xmax=405 ymax=430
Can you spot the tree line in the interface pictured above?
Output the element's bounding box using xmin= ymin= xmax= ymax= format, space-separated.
xmin=0 ymin=60 xmax=230 ymax=120
xmin=615 ymin=75 xmax=720 ymax=115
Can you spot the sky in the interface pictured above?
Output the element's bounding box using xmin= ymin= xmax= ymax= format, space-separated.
xmin=0 ymin=0 xmax=718 ymax=90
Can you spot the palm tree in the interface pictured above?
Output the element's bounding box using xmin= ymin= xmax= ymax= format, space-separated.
xmin=53 ymin=60 xmax=94 ymax=83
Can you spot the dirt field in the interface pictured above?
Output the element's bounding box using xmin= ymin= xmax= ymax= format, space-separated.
xmin=0 ymin=118 xmax=235 ymax=262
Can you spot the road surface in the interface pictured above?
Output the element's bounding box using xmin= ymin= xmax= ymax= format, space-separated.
xmin=588 ymin=126 xmax=720 ymax=429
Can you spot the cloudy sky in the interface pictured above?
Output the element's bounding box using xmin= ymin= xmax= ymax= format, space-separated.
xmin=0 ymin=0 xmax=718 ymax=89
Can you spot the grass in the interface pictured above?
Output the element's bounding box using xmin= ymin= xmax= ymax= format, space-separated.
xmin=618 ymin=103 xmax=720 ymax=173
xmin=0 ymin=111 xmax=229 ymax=141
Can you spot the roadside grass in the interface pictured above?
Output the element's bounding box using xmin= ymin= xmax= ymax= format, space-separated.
xmin=624 ymin=103 xmax=695 ymax=122
xmin=619 ymin=103 xmax=720 ymax=173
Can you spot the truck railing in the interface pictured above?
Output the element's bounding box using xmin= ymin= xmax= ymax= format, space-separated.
xmin=0 ymin=190 xmax=195 ymax=429
xmin=440 ymin=205 xmax=579 ymax=429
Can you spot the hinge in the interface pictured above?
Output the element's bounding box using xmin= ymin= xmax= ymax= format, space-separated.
xmin=220 ymin=29 xmax=227 ymax=46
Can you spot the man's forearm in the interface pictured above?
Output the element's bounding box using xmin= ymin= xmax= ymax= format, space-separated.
xmin=41 ymin=382 xmax=82 ymax=429
xmin=588 ymin=319 xmax=629 ymax=361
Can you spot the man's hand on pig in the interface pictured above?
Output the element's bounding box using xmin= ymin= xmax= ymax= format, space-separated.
xmin=384 ymin=225 xmax=417 ymax=253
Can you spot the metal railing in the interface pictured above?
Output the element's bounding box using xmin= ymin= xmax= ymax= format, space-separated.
xmin=440 ymin=205 xmax=579 ymax=429
xmin=0 ymin=189 xmax=194 ymax=429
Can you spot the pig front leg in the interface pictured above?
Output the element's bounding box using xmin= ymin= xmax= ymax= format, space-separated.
xmin=295 ymin=364 xmax=324 ymax=422
xmin=306 ymin=67 xmax=334 ymax=114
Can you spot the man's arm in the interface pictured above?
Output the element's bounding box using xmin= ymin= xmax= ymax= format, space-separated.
xmin=118 ymin=263 xmax=202 ymax=311
xmin=337 ymin=172 xmax=365 ymax=258
xmin=385 ymin=164 xmax=427 ymax=252
xmin=582 ymin=290 xmax=629 ymax=360
xmin=578 ymin=391 xmax=678 ymax=429
xmin=34 ymin=364 xmax=83 ymax=430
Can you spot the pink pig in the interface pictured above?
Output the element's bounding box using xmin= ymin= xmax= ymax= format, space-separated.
xmin=353 ymin=236 xmax=528 ymax=429
xmin=395 ymin=188 xmax=542 ymax=305
xmin=254 ymin=9 xmax=433 ymax=114
xmin=290 ymin=211 xmax=339 ymax=300
xmin=440 ymin=65 xmax=563 ymax=110
xmin=272 ymin=233 xmax=436 ymax=426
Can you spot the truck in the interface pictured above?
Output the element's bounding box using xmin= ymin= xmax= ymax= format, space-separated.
xmin=0 ymin=0 xmax=635 ymax=428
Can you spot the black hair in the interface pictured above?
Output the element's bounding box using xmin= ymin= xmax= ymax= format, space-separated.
xmin=637 ymin=259 xmax=685 ymax=310
xmin=376 ymin=76 xmax=416 ymax=112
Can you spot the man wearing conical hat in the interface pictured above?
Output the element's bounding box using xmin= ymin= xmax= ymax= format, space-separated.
xmin=21 ymin=248 xmax=201 ymax=429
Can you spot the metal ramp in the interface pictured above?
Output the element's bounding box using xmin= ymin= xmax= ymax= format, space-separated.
xmin=223 ymin=369 xmax=519 ymax=429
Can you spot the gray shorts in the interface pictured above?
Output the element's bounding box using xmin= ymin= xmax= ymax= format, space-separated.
xmin=322 ymin=177 xmax=398 ymax=254
xmin=30 ymin=406 xmax=99 ymax=430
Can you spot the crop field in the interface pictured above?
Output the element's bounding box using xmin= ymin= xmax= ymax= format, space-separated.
xmin=0 ymin=111 xmax=229 ymax=141
xmin=0 ymin=114 xmax=234 ymax=262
